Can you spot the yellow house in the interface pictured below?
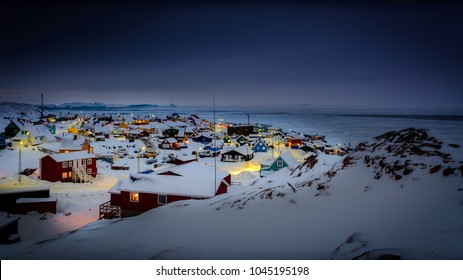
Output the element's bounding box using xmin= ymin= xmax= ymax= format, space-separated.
xmin=68 ymin=126 xmax=79 ymax=134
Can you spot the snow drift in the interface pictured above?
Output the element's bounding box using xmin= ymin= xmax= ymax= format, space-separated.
xmin=2 ymin=128 xmax=462 ymax=260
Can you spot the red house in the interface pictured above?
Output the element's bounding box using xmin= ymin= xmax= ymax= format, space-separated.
xmin=288 ymin=137 xmax=303 ymax=148
xmin=40 ymin=151 xmax=97 ymax=183
xmin=109 ymin=162 xmax=231 ymax=217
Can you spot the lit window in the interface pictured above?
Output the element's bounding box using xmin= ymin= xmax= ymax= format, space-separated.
xmin=87 ymin=168 xmax=92 ymax=175
xmin=158 ymin=195 xmax=167 ymax=205
xmin=68 ymin=171 xmax=72 ymax=177
xmin=62 ymin=172 xmax=68 ymax=179
xmin=130 ymin=192 xmax=139 ymax=202
xmin=62 ymin=162 xmax=68 ymax=168
xmin=277 ymin=161 xmax=284 ymax=168
xmin=87 ymin=159 xmax=92 ymax=164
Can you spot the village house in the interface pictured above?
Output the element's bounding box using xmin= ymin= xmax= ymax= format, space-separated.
xmin=107 ymin=162 xmax=231 ymax=217
xmin=4 ymin=120 xmax=23 ymax=138
xmin=58 ymin=134 xmax=93 ymax=153
xmin=158 ymin=138 xmax=180 ymax=150
xmin=252 ymin=139 xmax=269 ymax=153
xmin=235 ymin=135 xmax=249 ymax=146
xmin=260 ymin=150 xmax=300 ymax=177
xmin=288 ymin=137 xmax=303 ymax=149
xmin=40 ymin=151 xmax=97 ymax=183
xmin=163 ymin=127 xmax=179 ymax=138
xmin=11 ymin=124 xmax=55 ymax=147
xmin=223 ymin=134 xmax=232 ymax=145
xmin=221 ymin=145 xmax=254 ymax=162
xmin=193 ymin=133 xmax=213 ymax=144
xmin=227 ymin=125 xmax=255 ymax=136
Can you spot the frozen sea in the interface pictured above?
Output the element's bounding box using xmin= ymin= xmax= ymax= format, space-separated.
xmin=50 ymin=104 xmax=463 ymax=147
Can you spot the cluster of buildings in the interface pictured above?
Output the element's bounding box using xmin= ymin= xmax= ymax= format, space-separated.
xmin=0 ymin=111 xmax=349 ymax=221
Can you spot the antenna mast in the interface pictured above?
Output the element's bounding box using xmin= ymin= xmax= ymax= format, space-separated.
xmin=213 ymin=96 xmax=217 ymax=193
xmin=41 ymin=93 xmax=44 ymax=119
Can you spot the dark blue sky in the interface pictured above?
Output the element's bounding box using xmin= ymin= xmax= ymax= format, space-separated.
xmin=0 ymin=1 xmax=462 ymax=108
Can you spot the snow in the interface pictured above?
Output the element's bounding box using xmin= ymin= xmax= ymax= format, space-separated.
xmin=16 ymin=197 xmax=57 ymax=203
xmin=1 ymin=103 xmax=463 ymax=260
xmin=48 ymin=151 xmax=96 ymax=162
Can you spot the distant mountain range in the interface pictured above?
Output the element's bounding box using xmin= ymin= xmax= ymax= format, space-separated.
xmin=42 ymin=102 xmax=177 ymax=110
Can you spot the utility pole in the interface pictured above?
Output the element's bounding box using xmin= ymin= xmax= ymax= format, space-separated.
xmin=18 ymin=142 xmax=22 ymax=183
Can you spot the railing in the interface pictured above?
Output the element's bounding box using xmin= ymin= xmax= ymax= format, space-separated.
xmin=72 ymin=166 xmax=95 ymax=184
xmin=99 ymin=201 xmax=121 ymax=220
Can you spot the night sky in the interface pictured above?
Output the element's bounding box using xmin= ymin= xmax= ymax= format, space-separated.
xmin=1 ymin=1 xmax=462 ymax=108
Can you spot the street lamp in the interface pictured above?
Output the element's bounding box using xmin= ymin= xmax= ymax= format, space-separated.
xmin=138 ymin=146 xmax=146 ymax=173
xmin=18 ymin=141 xmax=23 ymax=183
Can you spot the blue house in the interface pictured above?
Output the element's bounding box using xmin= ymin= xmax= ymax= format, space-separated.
xmin=252 ymin=139 xmax=268 ymax=153
xmin=193 ymin=134 xmax=213 ymax=144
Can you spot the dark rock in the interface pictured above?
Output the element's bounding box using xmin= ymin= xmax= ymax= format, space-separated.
xmin=449 ymin=143 xmax=460 ymax=148
xmin=430 ymin=165 xmax=441 ymax=174
xmin=395 ymin=174 xmax=402 ymax=180
xmin=443 ymin=167 xmax=455 ymax=177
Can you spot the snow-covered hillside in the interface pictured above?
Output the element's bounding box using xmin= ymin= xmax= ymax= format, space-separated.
xmin=2 ymin=128 xmax=462 ymax=260
xmin=0 ymin=102 xmax=47 ymax=130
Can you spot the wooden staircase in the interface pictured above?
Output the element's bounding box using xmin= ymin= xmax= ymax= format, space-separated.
xmin=72 ymin=166 xmax=95 ymax=184
xmin=99 ymin=201 xmax=121 ymax=219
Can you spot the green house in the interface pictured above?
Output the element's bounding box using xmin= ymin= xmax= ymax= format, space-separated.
xmin=260 ymin=150 xmax=299 ymax=177
xmin=223 ymin=134 xmax=232 ymax=144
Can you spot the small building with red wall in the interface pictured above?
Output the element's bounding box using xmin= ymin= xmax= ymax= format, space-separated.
xmin=40 ymin=151 xmax=97 ymax=183
xmin=109 ymin=162 xmax=231 ymax=217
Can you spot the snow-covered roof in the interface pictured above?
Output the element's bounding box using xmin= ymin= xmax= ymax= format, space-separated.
xmin=25 ymin=125 xmax=55 ymax=141
xmin=165 ymin=137 xmax=178 ymax=143
xmin=59 ymin=135 xmax=88 ymax=151
xmin=109 ymin=162 xmax=229 ymax=198
xmin=279 ymin=150 xmax=300 ymax=168
xmin=47 ymin=151 xmax=96 ymax=162
xmin=231 ymin=145 xmax=254 ymax=156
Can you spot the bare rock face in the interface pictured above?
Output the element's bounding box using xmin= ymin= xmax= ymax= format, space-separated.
xmin=348 ymin=128 xmax=460 ymax=180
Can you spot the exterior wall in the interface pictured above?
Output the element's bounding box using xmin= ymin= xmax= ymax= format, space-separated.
xmin=40 ymin=156 xmax=63 ymax=182
xmin=110 ymin=193 xmax=121 ymax=206
xmin=216 ymin=174 xmax=231 ymax=195
xmin=120 ymin=191 xmax=194 ymax=217
xmin=5 ymin=122 xmax=20 ymax=138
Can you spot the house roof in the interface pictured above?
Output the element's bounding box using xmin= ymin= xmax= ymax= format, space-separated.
xmin=59 ymin=134 xmax=88 ymax=151
xmin=109 ymin=162 xmax=229 ymax=198
xmin=26 ymin=125 xmax=55 ymax=141
xmin=165 ymin=137 xmax=178 ymax=143
xmin=47 ymin=151 xmax=96 ymax=162
xmin=279 ymin=150 xmax=300 ymax=168
xmin=224 ymin=145 xmax=254 ymax=156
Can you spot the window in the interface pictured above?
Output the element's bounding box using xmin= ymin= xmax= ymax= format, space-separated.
xmin=87 ymin=168 xmax=92 ymax=175
xmin=158 ymin=195 xmax=167 ymax=205
xmin=277 ymin=160 xmax=284 ymax=168
xmin=62 ymin=162 xmax=68 ymax=168
xmin=87 ymin=159 xmax=92 ymax=165
xmin=68 ymin=171 xmax=72 ymax=177
xmin=62 ymin=172 xmax=68 ymax=179
xmin=130 ymin=192 xmax=139 ymax=202
xmin=68 ymin=161 xmax=72 ymax=167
